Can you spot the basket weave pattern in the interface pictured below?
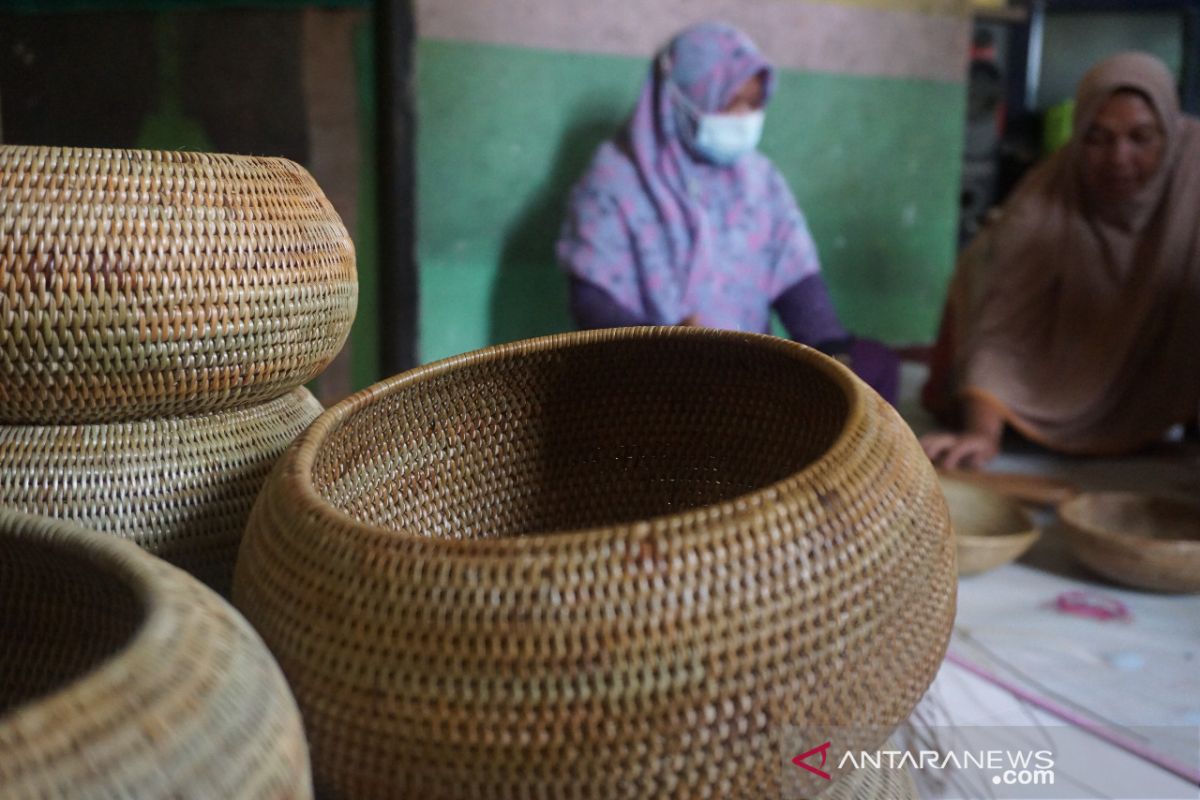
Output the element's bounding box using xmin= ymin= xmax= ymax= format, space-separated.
xmin=0 ymin=386 xmax=322 ymax=592
xmin=0 ymin=509 xmax=311 ymax=798
xmin=823 ymin=759 xmax=918 ymax=799
xmin=0 ymin=145 xmax=357 ymax=423
xmin=234 ymin=328 xmax=955 ymax=798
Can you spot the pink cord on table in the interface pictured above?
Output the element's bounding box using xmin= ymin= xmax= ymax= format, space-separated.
xmin=1053 ymin=590 xmax=1131 ymax=622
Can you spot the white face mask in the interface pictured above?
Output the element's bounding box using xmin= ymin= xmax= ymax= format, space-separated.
xmin=693 ymin=110 xmax=765 ymax=165
xmin=667 ymin=76 xmax=766 ymax=166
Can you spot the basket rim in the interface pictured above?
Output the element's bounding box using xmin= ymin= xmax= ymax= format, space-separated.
xmin=0 ymin=385 xmax=319 ymax=436
xmin=0 ymin=142 xmax=309 ymax=170
xmin=957 ymin=527 xmax=1041 ymax=547
xmin=281 ymin=326 xmax=873 ymax=551
xmin=1058 ymin=490 xmax=1200 ymax=553
xmin=939 ymin=476 xmax=1039 ymax=544
xmin=0 ymin=509 xmax=184 ymax=726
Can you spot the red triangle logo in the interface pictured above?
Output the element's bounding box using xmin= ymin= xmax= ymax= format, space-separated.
xmin=792 ymin=741 xmax=833 ymax=780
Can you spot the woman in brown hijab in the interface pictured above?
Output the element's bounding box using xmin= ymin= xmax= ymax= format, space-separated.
xmin=922 ymin=52 xmax=1200 ymax=469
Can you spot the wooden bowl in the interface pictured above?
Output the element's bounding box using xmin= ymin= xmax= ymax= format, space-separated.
xmin=939 ymin=476 xmax=1040 ymax=576
xmin=0 ymin=508 xmax=311 ymax=798
xmin=1058 ymin=492 xmax=1200 ymax=593
xmin=233 ymin=327 xmax=956 ymax=798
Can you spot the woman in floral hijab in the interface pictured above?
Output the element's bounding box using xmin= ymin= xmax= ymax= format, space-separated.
xmin=557 ymin=21 xmax=898 ymax=403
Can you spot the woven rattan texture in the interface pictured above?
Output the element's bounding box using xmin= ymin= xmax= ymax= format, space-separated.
xmin=821 ymin=761 xmax=918 ymax=799
xmin=0 ymin=509 xmax=311 ymax=798
xmin=233 ymin=328 xmax=956 ymax=799
xmin=0 ymin=386 xmax=321 ymax=594
xmin=0 ymin=145 xmax=357 ymax=424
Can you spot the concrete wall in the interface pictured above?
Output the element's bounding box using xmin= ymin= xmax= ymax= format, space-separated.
xmin=416 ymin=0 xmax=970 ymax=362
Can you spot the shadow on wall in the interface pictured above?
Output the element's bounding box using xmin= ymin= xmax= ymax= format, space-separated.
xmin=489 ymin=106 xmax=623 ymax=346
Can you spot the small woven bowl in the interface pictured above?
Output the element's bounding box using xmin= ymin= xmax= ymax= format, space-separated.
xmin=0 ymin=144 xmax=357 ymax=424
xmin=0 ymin=386 xmax=322 ymax=594
xmin=939 ymin=476 xmax=1040 ymax=576
xmin=0 ymin=508 xmax=311 ymax=798
xmin=234 ymin=327 xmax=955 ymax=799
xmin=1058 ymin=492 xmax=1200 ymax=593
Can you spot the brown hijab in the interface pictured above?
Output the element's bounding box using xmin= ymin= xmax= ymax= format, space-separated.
xmin=956 ymin=52 xmax=1200 ymax=454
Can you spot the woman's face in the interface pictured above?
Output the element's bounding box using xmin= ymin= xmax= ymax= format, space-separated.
xmin=722 ymin=72 xmax=766 ymax=114
xmin=1080 ymin=90 xmax=1166 ymax=203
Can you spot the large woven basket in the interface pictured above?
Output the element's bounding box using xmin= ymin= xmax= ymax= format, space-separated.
xmin=233 ymin=328 xmax=956 ymax=799
xmin=0 ymin=508 xmax=311 ymax=798
xmin=0 ymin=386 xmax=322 ymax=593
xmin=0 ymin=144 xmax=357 ymax=424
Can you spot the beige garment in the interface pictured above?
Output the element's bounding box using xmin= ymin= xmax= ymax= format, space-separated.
xmin=954 ymin=52 xmax=1200 ymax=454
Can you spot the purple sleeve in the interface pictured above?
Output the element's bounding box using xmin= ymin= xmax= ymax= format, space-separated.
xmin=773 ymin=274 xmax=848 ymax=346
xmin=842 ymin=338 xmax=901 ymax=406
xmin=570 ymin=276 xmax=648 ymax=329
xmin=775 ymin=275 xmax=900 ymax=406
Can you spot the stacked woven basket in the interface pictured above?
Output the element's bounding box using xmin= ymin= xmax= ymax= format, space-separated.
xmin=0 ymin=144 xmax=357 ymax=593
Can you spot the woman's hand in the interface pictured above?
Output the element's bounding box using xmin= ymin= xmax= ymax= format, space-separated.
xmin=919 ymin=431 xmax=1000 ymax=470
xmin=920 ymin=395 xmax=1004 ymax=470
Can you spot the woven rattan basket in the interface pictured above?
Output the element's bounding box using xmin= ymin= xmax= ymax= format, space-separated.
xmin=233 ymin=327 xmax=956 ymax=799
xmin=0 ymin=386 xmax=322 ymax=593
xmin=0 ymin=144 xmax=356 ymax=424
xmin=822 ymin=760 xmax=918 ymax=799
xmin=0 ymin=508 xmax=311 ymax=798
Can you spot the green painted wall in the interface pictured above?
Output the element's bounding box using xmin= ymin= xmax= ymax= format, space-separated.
xmin=417 ymin=39 xmax=964 ymax=363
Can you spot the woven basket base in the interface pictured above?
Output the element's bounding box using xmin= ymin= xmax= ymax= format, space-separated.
xmin=819 ymin=762 xmax=918 ymax=799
